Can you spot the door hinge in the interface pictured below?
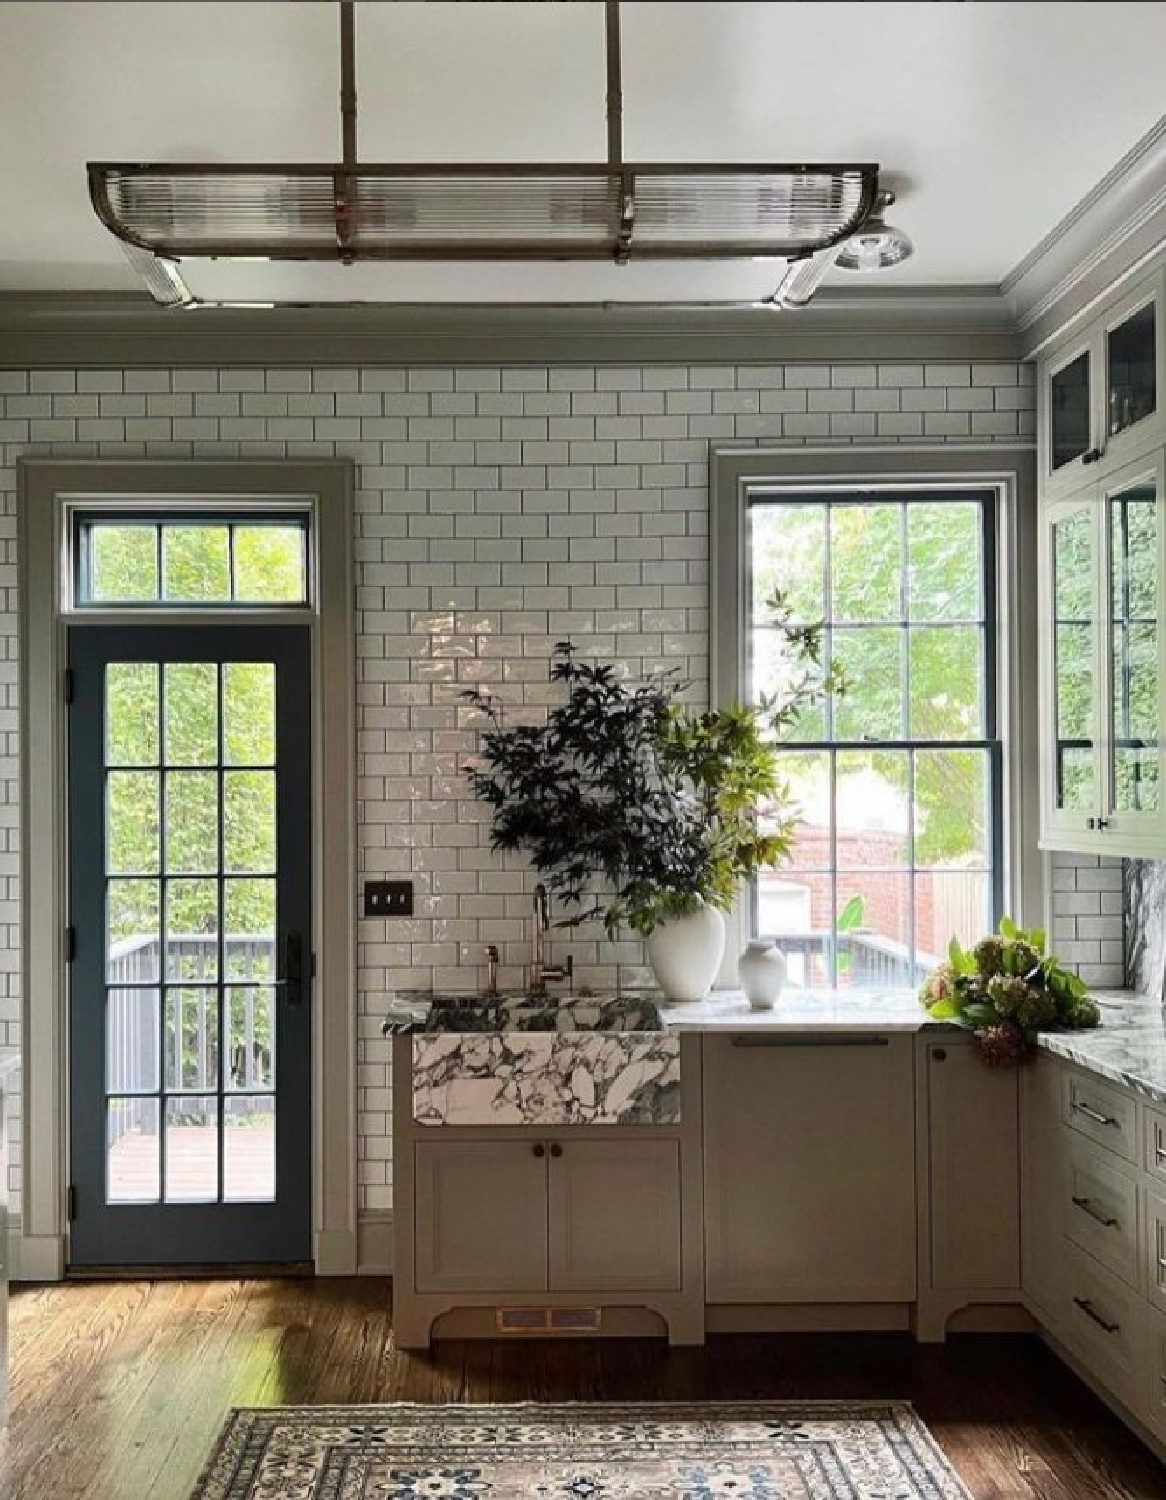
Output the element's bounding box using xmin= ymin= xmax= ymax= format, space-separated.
xmin=67 ymin=1184 xmax=77 ymax=1222
xmin=65 ymin=926 xmax=76 ymax=963
xmin=63 ymin=668 xmax=75 ymax=705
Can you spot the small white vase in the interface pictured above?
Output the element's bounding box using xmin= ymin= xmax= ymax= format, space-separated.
xmin=646 ymin=904 xmax=726 ymax=1003
xmin=738 ymin=939 xmax=787 ymax=1009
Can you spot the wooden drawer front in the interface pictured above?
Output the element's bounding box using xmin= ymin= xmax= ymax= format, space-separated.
xmin=1145 ymin=1188 xmax=1166 ymax=1317
xmin=1063 ymin=1138 xmax=1140 ymax=1289
xmin=1145 ymin=1106 xmax=1166 ymax=1186
xmin=1057 ymin=1239 xmax=1146 ymax=1409
xmin=1063 ymin=1070 xmax=1137 ymax=1163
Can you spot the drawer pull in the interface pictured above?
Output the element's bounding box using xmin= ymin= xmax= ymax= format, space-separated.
xmin=1155 ymin=1146 xmax=1166 ymax=1165
xmin=1072 ymin=1195 xmax=1119 ymax=1230
xmin=1073 ymin=1296 xmax=1120 ymax=1335
xmin=1073 ymin=1100 xmax=1119 ymax=1128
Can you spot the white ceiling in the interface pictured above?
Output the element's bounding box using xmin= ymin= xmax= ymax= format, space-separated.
xmin=1 ymin=0 xmax=1164 ymax=305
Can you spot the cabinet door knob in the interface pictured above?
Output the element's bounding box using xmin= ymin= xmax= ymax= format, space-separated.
xmin=549 ymin=1143 xmax=563 ymax=1159
xmin=532 ymin=1143 xmax=546 ymax=1158
xmin=932 ymin=1048 xmax=947 ymax=1063
xmin=1082 ymin=447 xmax=1103 ymax=465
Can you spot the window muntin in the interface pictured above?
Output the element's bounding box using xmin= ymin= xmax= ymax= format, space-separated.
xmin=748 ymin=491 xmax=1001 ymax=989
xmin=76 ymin=516 xmax=309 ymax=607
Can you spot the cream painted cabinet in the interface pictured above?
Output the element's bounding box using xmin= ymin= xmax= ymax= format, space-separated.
xmin=548 ymin=1140 xmax=681 ymax=1292
xmin=1020 ymin=1053 xmax=1068 ymax=1322
xmin=415 ymin=1140 xmax=549 ymax=1294
xmin=414 ymin=1136 xmax=682 ymax=1297
xmin=922 ymin=1037 xmax=1020 ymax=1295
xmin=703 ymin=1035 xmax=916 ymax=1304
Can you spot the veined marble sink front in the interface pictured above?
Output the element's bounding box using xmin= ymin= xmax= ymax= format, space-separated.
xmin=382 ymin=991 xmax=679 ymax=1127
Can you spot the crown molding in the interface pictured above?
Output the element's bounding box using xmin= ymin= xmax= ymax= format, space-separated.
xmin=1005 ymin=115 xmax=1166 ymax=359
xmin=0 ymin=287 xmax=1020 ymax=369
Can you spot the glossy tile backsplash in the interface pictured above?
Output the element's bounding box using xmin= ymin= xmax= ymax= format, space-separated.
xmin=0 ymin=354 xmax=1119 ymax=1234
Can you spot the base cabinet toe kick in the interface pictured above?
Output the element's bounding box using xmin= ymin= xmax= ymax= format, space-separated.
xmin=391 ymin=1028 xmax=1027 ymax=1353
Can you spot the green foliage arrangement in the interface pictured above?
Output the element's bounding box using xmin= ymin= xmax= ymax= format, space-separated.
xmin=463 ymin=592 xmax=839 ymax=937
xmin=921 ymin=916 xmax=1101 ymax=1067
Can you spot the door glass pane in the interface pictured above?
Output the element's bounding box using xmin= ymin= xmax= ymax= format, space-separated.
xmin=88 ymin=525 xmax=159 ymax=603
xmin=107 ymin=1098 xmax=160 ymax=1203
xmin=164 ymin=663 xmax=219 ymax=766
xmin=106 ymin=989 xmax=160 ymax=1094
xmin=164 ymin=988 xmax=219 ymax=1092
xmin=162 ymin=526 xmax=231 ymax=602
xmin=225 ymin=879 xmax=276 ymax=981
xmin=1051 ymin=351 xmax=1091 ymax=470
xmin=227 ymin=987 xmax=276 ymax=1090
xmin=1108 ymin=302 xmax=1156 ymax=438
xmin=1052 ymin=508 xmax=1097 ymax=813
xmin=165 ymin=772 xmax=219 ymax=874
xmin=1109 ymin=480 xmax=1160 ymax=814
xmin=164 ymin=1096 xmax=219 ymax=1202
xmin=223 ymin=663 xmax=276 ymax=766
xmin=107 ymin=771 xmax=160 ymax=874
xmin=106 ymin=663 xmax=159 ymax=765
xmin=224 ymin=772 xmax=276 ymax=873
xmin=107 ymin=879 xmax=160 ymax=983
xmin=165 ymin=878 xmax=219 ymax=981
xmin=224 ymin=1097 xmax=276 ymax=1202
xmin=233 ymin=526 xmax=307 ymax=603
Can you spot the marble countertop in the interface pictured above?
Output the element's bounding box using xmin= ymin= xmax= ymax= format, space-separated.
xmin=658 ymin=988 xmax=928 ymax=1032
xmin=1035 ymin=990 xmax=1166 ymax=1107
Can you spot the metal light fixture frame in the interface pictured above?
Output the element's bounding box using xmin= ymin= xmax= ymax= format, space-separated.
xmin=87 ymin=1 xmax=883 ymax=305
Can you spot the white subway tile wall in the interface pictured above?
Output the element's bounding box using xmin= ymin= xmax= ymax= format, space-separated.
xmin=0 ymin=356 xmax=1116 ymax=1227
xmin=1048 ymin=851 xmax=1126 ymax=987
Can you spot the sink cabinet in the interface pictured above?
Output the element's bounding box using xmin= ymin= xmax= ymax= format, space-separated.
xmin=414 ymin=1136 xmax=681 ymax=1296
xmin=703 ymin=1034 xmax=916 ymax=1305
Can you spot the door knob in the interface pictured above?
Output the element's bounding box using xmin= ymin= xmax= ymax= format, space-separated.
xmin=549 ymin=1143 xmax=563 ymax=1159
xmin=532 ymin=1143 xmax=545 ymax=1158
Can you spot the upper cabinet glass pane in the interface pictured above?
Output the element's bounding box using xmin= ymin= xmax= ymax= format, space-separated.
xmin=1107 ymin=477 xmax=1160 ymax=816
xmin=77 ymin=517 xmax=309 ymax=607
xmin=1107 ymin=301 xmax=1156 ymax=441
xmin=1050 ymin=351 xmax=1091 ymax=471
xmin=1052 ymin=506 xmax=1097 ymax=814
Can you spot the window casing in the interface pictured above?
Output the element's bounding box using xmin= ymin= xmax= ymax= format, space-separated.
xmin=740 ymin=486 xmax=1004 ymax=989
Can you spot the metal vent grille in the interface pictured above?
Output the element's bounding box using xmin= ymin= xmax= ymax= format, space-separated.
xmin=89 ymin=163 xmax=878 ymax=263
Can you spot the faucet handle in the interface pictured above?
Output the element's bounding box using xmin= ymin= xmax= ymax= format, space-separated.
xmin=484 ymin=943 xmax=500 ymax=997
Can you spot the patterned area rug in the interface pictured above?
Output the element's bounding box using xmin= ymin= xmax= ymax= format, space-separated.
xmin=189 ymin=1400 xmax=972 ymax=1499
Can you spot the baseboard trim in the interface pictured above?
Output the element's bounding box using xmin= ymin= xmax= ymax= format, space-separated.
xmin=357 ymin=1211 xmax=393 ymax=1276
xmin=705 ymin=1303 xmax=911 ymax=1334
xmin=11 ymin=1225 xmax=65 ymax=1282
xmin=313 ymin=1225 xmax=359 ymax=1277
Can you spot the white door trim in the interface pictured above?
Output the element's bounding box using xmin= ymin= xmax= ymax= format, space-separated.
xmin=16 ymin=459 xmax=358 ymax=1277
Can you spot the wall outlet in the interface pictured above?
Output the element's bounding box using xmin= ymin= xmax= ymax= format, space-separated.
xmin=364 ymin=879 xmax=414 ymax=918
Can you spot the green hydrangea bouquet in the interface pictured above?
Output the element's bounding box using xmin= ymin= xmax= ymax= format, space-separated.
xmin=921 ymin=916 xmax=1101 ymax=1067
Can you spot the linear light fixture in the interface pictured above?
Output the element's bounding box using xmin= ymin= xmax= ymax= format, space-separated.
xmin=88 ymin=1 xmax=886 ymax=306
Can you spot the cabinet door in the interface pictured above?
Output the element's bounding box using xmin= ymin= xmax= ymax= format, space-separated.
xmin=1042 ymin=338 xmax=1095 ymax=497
xmin=1020 ymin=1054 xmax=1067 ymax=1322
xmin=414 ymin=1141 xmax=548 ymax=1293
xmin=703 ymin=1035 xmax=916 ymax=1303
xmin=1101 ymin=278 xmax=1162 ymax=471
xmin=925 ymin=1039 xmax=1019 ymax=1292
xmin=547 ymin=1139 xmax=681 ymax=1292
xmin=1101 ymin=452 xmax=1165 ymax=842
xmin=1041 ymin=494 xmax=1101 ymax=842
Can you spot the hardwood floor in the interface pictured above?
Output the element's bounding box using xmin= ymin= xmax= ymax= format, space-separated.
xmin=2 ymin=1278 xmax=1163 ymax=1499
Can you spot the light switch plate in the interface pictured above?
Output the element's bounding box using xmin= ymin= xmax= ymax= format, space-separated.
xmin=364 ymin=879 xmax=414 ymax=918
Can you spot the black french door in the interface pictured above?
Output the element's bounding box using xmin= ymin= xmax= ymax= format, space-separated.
xmin=67 ymin=624 xmax=312 ymax=1266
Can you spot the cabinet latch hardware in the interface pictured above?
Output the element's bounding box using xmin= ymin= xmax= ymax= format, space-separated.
xmin=532 ymin=1143 xmax=546 ymax=1159
xmin=67 ymin=1184 xmax=77 ymax=1222
xmin=1073 ymin=1296 xmax=1119 ymax=1334
xmin=1082 ymin=447 xmax=1103 ymax=465
xmin=549 ymin=1143 xmax=563 ymax=1159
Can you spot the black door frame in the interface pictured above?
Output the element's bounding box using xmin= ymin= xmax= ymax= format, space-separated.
xmin=67 ymin=622 xmax=313 ymax=1266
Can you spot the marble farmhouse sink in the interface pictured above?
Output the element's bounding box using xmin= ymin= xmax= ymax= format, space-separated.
xmin=383 ymin=991 xmax=678 ymax=1127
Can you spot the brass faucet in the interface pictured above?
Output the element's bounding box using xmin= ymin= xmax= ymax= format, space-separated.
xmin=528 ymin=883 xmax=573 ymax=999
xmin=484 ymin=943 xmax=499 ymax=997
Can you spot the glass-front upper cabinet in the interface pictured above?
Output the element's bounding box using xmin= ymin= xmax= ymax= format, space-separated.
xmin=1045 ymin=497 xmax=1099 ymax=833
xmin=1040 ymin=269 xmax=1164 ymax=499
xmin=1102 ymin=454 xmax=1164 ymax=839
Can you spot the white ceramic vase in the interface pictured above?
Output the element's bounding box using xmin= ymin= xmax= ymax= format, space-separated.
xmin=738 ymin=938 xmax=787 ymax=1009
xmin=646 ymin=903 xmax=726 ymax=1003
